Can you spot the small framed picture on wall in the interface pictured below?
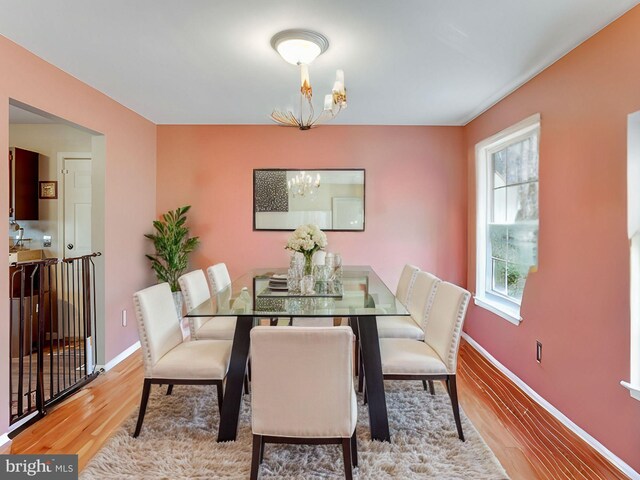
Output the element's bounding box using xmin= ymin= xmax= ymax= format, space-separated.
xmin=39 ymin=181 xmax=58 ymax=199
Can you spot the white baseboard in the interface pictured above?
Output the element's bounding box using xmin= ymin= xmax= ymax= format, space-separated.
xmin=462 ymin=332 xmax=639 ymax=480
xmin=0 ymin=410 xmax=39 ymax=450
xmin=97 ymin=341 xmax=141 ymax=372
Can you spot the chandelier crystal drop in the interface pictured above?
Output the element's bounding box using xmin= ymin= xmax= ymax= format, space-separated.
xmin=270 ymin=29 xmax=347 ymax=130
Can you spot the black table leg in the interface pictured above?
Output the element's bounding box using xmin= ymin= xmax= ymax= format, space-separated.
xmin=217 ymin=316 xmax=253 ymax=442
xmin=357 ymin=315 xmax=390 ymax=442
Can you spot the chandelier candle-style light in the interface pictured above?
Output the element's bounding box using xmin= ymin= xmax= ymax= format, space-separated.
xmin=270 ymin=29 xmax=347 ymax=130
xmin=288 ymin=171 xmax=321 ymax=197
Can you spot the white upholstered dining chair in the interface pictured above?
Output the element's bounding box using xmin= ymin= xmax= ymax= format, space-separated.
xmin=249 ymin=326 xmax=358 ymax=479
xmin=397 ymin=264 xmax=420 ymax=306
xmin=379 ymin=281 xmax=471 ymax=441
xmin=205 ymin=263 xmax=252 ymax=393
xmin=206 ymin=262 xmax=231 ymax=295
xmin=132 ymin=283 xmax=231 ymax=438
xmin=179 ymin=268 xmax=236 ymax=340
xmin=359 ymin=268 xmax=441 ymax=394
xmin=377 ymin=267 xmax=440 ymax=341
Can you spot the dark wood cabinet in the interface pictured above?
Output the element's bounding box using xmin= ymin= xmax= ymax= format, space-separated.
xmin=9 ymin=264 xmax=57 ymax=356
xmin=9 ymin=147 xmax=39 ymax=220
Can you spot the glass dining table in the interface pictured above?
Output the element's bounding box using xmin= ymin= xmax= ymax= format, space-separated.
xmin=186 ymin=266 xmax=410 ymax=443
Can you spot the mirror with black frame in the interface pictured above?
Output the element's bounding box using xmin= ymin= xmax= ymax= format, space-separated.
xmin=253 ymin=169 xmax=365 ymax=231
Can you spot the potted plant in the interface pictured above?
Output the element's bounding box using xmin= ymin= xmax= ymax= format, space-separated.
xmin=145 ymin=205 xmax=200 ymax=317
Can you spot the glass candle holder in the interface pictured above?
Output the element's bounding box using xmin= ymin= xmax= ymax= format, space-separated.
xmin=333 ymin=253 xmax=343 ymax=280
xmin=287 ymin=267 xmax=301 ymax=293
xmin=300 ymin=275 xmax=315 ymax=295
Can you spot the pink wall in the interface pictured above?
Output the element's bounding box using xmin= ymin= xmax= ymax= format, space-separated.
xmin=464 ymin=6 xmax=640 ymax=471
xmin=0 ymin=36 xmax=157 ymax=433
xmin=5 ymin=2 xmax=637 ymax=470
xmin=156 ymin=125 xmax=466 ymax=292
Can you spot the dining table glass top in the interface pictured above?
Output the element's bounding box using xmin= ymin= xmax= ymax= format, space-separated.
xmin=186 ymin=266 xmax=410 ymax=318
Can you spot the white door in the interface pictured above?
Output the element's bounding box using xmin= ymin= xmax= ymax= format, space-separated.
xmin=63 ymin=158 xmax=92 ymax=258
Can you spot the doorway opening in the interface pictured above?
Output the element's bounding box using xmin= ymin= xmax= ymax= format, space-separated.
xmin=7 ymin=100 xmax=106 ymax=432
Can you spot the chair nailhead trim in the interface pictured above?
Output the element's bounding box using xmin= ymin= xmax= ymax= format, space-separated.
xmin=420 ymin=279 xmax=441 ymax=332
xmin=445 ymin=292 xmax=471 ymax=373
xmin=404 ymin=269 xmax=419 ymax=306
xmin=133 ymin=293 xmax=154 ymax=377
xmin=179 ymin=276 xmax=198 ymax=339
xmin=207 ymin=269 xmax=220 ymax=295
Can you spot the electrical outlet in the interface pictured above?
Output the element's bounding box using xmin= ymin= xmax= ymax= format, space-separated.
xmin=536 ymin=341 xmax=542 ymax=363
xmin=122 ymin=310 xmax=127 ymax=327
xmin=43 ymin=235 xmax=52 ymax=247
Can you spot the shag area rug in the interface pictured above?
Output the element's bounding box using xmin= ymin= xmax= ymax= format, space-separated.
xmin=82 ymin=381 xmax=508 ymax=479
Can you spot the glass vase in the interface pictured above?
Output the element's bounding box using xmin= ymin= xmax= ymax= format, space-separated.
xmin=303 ymin=252 xmax=314 ymax=276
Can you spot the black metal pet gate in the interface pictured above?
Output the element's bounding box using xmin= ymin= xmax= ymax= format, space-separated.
xmin=9 ymin=252 xmax=101 ymax=431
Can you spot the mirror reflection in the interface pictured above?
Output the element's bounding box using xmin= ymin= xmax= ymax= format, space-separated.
xmin=253 ymin=169 xmax=365 ymax=231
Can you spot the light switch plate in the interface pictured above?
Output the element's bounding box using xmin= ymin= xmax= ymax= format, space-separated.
xmin=43 ymin=235 xmax=52 ymax=247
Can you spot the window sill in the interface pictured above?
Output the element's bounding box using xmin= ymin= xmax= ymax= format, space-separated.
xmin=620 ymin=381 xmax=640 ymax=401
xmin=474 ymin=296 xmax=522 ymax=325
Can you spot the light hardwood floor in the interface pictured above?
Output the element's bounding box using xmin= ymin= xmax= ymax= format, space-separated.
xmin=1 ymin=340 xmax=630 ymax=479
xmin=457 ymin=342 xmax=627 ymax=480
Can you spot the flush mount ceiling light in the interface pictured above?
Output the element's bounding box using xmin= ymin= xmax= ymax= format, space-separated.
xmin=270 ymin=29 xmax=347 ymax=130
xmin=271 ymin=29 xmax=329 ymax=65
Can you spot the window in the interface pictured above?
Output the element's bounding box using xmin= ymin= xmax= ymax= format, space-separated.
xmin=624 ymin=111 xmax=640 ymax=400
xmin=475 ymin=114 xmax=540 ymax=324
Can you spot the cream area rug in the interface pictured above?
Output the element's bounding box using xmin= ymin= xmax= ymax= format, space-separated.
xmin=82 ymin=381 xmax=508 ymax=479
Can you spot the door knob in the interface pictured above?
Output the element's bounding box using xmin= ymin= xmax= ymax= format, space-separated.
xmin=67 ymin=243 xmax=74 ymax=250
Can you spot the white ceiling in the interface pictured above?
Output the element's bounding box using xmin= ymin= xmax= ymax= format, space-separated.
xmin=9 ymin=104 xmax=57 ymax=124
xmin=0 ymin=0 xmax=637 ymax=125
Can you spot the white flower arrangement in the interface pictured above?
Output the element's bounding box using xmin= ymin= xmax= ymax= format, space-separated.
xmin=285 ymin=224 xmax=328 ymax=255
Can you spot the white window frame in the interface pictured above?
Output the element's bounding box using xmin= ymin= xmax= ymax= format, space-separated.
xmin=475 ymin=114 xmax=540 ymax=325
xmin=622 ymin=111 xmax=640 ymax=401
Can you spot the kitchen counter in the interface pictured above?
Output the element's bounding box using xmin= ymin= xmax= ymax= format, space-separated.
xmin=9 ymin=249 xmax=46 ymax=264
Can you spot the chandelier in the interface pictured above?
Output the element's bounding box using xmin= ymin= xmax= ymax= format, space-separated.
xmin=288 ymin=171 xmax=321 ymax=197
xmin=270 ymin=29 xmax=347 ymax=130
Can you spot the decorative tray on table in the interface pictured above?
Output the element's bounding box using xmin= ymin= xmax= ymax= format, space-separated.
xmin=257 ymin=274 xmax=343 ymax=298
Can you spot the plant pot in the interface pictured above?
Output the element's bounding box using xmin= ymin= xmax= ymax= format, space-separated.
xmin=172 ymin=291 xmax=183 ymax=320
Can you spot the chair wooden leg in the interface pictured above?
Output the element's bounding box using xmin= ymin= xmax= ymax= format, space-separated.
xmin=350 ymin=431 xmax=358 ymax=467
xmin=447 ymin=375 xmax=465 ymax=442
xmin=133 ymin=379 xmax=152 ymax=438
xmin=216 ymin=382 xmax=224 ymax=413
xmin=250 ymin=435 xmax=262 ymax=480
xmin=428 ymin=380 xmax=435 ymax=395
xmin=341 ymin=437 xmax=353 ymax=480
xmin=166 ymin=384 xmax=173 ymax=395
xmin=259 ymin=436 xmax=265 ymax=464
xmin=244 ymin=373 xmax=250 ymax=395
xmin=422 ymin=380 xmax=428 ymax=391
xmin=357 ymin=351 xmax=364 ymax=393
